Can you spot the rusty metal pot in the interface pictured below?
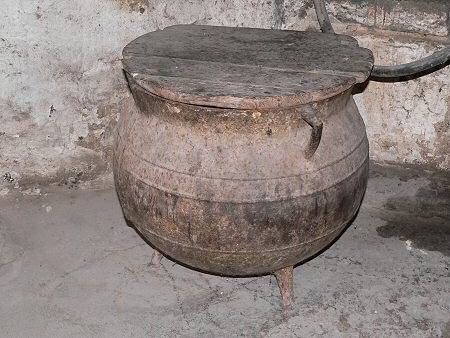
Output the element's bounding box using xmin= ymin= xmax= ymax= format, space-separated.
xmin=114 ymin=25 xmax=374 ymax=307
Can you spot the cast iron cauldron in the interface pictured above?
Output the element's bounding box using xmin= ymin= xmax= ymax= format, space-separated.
xmin=113 ymin=25 xmax=374 ymax=307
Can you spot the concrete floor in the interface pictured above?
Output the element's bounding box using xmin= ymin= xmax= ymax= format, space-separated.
xmin=0 ymin=165 xmax=449 ymax=337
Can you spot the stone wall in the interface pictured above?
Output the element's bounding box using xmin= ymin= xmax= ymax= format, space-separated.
xmin=1 ymin=0 xmax=448 ymax=194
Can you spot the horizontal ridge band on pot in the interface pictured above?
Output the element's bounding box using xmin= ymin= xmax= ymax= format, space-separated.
xmin=118 ymin=136 xmax=368 ymax=203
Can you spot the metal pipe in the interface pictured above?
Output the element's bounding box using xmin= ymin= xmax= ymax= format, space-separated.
xmin=312 ymin=0 xmax=335 ymax=34
xmin=370 ymin=46 xmax=450 ymax=78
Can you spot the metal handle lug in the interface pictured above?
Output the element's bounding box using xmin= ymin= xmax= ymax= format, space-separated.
xmin=300 ymin=107 xmax=323 ymax=159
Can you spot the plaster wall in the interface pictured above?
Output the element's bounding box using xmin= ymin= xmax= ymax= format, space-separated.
xmin=1 ymin=0 xmax=449 ymax=193
xmin=279 ymin=0 xmax=450 ymax=171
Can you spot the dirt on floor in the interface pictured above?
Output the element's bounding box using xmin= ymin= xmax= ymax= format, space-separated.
xmin=0 ymin=164 xmax=449 ymax=337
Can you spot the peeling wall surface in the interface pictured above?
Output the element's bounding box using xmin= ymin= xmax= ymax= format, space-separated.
xmin=1 ymin=0 xmax=449 ymax=192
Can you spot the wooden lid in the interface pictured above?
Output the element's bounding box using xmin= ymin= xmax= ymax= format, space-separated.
xmin=122 ymin=25 xmax=374 ymax=109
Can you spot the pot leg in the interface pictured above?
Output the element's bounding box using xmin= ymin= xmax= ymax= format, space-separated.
xmin=274 ymin=266 xmax=294 ymax=309
xmin=149 ymin=249 xmax=163 ymax=266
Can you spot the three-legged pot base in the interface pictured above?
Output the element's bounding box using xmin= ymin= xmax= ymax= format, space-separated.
xmin=149 ymin=249 xmax=295 ymax=309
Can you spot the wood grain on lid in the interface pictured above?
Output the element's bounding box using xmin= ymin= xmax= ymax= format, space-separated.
xmin=123 ymin=25 xmax=374 ymax=109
